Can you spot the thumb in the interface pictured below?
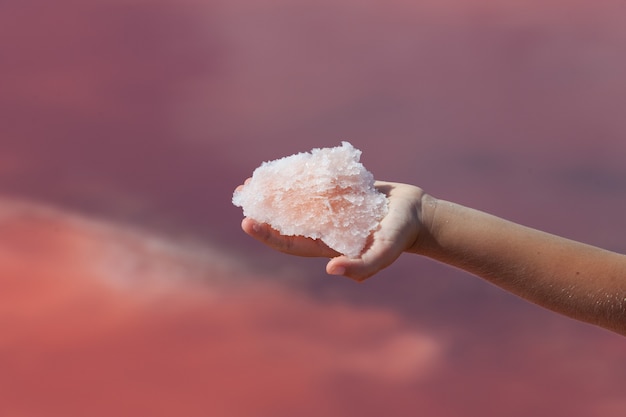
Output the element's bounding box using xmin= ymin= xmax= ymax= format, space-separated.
xmin=326 ymin=237 xmax=404 ymax=281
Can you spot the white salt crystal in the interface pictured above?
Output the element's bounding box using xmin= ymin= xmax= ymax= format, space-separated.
xmin=232 ymin=142 xmax=388 ymax=258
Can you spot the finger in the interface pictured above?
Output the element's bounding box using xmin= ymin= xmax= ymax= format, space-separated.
xmin=326 ymin=205 xmax=410 ymax=280
xmin=241 ymin=218 xmax=339 ymax=258
xmin=234 ymin=178 xmax=253 ymax=192
xmin=326 ymin=234 xmax=403 ymax=281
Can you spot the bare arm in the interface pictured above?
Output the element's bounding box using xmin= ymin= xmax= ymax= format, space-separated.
xmin=239 ymin=181 xmax=626 ymax=335
xmin=415 ymin=195 xmax=626 ymax=335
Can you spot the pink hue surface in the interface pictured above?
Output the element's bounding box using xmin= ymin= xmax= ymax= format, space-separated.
xmin=1 ymin=0 xmax=626 ymax=415
xmin=1 ymin=199 xmax=625 ymax=416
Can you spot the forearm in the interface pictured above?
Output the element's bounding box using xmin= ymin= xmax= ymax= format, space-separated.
xmin=412 ymin=196 xmax=626 ymax=335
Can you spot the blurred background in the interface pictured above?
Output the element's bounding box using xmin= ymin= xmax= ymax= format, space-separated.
xmin=1 ymin=0 xmax=626 ymax=415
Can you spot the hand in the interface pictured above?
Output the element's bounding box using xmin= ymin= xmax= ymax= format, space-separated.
xmin=238 ymin=181 xmax=429 ymax=281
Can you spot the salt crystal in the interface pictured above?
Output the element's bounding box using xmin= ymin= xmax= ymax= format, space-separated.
xmin=232 ymin=142 xmax=388 ymax=258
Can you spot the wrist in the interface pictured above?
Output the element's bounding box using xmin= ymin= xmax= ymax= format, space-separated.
xmin=408 ymin=192 xmax=439 ymax=255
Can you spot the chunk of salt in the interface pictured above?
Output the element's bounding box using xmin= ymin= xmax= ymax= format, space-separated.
xmin=232 ymin=141 xmax=388 ymax=258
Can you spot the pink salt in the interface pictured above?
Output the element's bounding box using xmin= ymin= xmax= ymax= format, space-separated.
xmin=232 ymin=142 xmax=388 ymax=258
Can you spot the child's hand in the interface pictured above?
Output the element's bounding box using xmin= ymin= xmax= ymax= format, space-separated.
xmin=239 ymin=181 xmax=429 ymax=281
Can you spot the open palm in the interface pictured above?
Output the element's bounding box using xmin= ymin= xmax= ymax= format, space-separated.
xmin=239 ymin=181 xmax=427 ymax=281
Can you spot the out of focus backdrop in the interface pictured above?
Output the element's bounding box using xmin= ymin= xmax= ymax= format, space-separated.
xmin=1 ymin=0 xmax=626 ymax=415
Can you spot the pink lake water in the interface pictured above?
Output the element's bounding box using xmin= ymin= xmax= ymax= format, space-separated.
xmin=1 ymin=0 xmax=626 ymax=415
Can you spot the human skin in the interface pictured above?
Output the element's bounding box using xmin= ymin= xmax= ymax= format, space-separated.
xmin=238 ymin=181 xmax=626 ymax=335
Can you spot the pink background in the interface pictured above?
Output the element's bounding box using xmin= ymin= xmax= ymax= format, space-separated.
xmin=1 ymin=0 xmax=626 ymax=415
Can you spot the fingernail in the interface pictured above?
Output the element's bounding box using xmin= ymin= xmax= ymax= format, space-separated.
xmin=329 ymin=266 xmax=346 ymax=276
